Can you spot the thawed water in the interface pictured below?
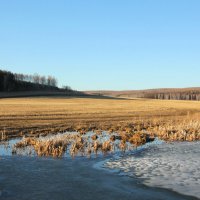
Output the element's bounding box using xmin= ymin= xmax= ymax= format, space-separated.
xmin=0 ymin=134 xmax=199 ymax=199
xmin=104 ymin=141 xmax=200 ymax=198
xmin=0 ymin=139 xmax=21 ymax=156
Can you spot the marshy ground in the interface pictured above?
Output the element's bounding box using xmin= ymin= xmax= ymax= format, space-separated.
xmin=0 ymin=96 xmax=200 ymax=199
xmin=0 ymin=96 xmax=200 ymax=142
xmin=0 ymin=96 xmax=200 ymax=158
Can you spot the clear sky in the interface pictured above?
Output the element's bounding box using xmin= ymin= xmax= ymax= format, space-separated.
xmin=0 ymin=0 xmax=200 ymax=90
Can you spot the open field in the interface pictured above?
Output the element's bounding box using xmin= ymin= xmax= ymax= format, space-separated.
xmin=0 ymin=97 xmax=200 ymax=143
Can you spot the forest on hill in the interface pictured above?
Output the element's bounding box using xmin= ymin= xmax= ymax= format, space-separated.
xmin=0 ymin=69 xmax=67 ymax=92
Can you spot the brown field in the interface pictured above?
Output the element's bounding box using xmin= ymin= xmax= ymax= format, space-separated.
xmin=1 ymin=96 xmax=200 ymax=144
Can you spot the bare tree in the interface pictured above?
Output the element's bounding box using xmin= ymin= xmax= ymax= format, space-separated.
xmin=47 ymin=75 xmax=57 ymax=87
xmin=51 ymin=77 xmax=57 ymax=87
xmin=40 ymin=76 xmax=47 ymax=85
xmin=33 ymin=73 xmax=40 ymax=84
xmin=62 ymin=85 xmax=72 ymax=91
xmin=47 ymin=75 xmax=52 ymax=86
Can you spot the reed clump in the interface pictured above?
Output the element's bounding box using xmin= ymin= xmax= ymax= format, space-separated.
xmin=129 ymin=132 xmax=147 ymax=146
xmin=34 ymin=139 xmax=68 ymax=157
xmin=13 ymin=134 xmax=72 ymax=157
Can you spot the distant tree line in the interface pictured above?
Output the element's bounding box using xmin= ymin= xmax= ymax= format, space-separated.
xmin=151 ymin=92 xmax=200 ymax=101
xmin=126 ymin=89 xmax=200 ymax=101
xmin=0 ymin=69 xmax=59 ymax=92
xmin=14 ymin=73 xmax=57 ymax=87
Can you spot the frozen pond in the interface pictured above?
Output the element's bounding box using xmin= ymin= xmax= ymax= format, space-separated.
xmin=0 ymin=136 xmax=199 ymax=199
xmin=0 ymin=156 xmax=197 ymax=200
xmin=104 ymin=141 xmax=200 ymax=199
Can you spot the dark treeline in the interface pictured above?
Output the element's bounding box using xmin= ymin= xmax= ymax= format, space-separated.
xmin=143 ymin=90 xmax=200 ymax=101
xmin=130 ymin=89 xmax=200 ymax=101
xmin=0 ymin=69 xmax=62 ymax=92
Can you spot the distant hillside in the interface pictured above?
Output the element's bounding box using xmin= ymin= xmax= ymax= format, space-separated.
xmin=85 ymin=87 xmax=200 ymax=101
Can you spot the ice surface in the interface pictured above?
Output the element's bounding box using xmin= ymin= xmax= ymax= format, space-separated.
xmin=104 ymin=141 xmax=200 ymax=198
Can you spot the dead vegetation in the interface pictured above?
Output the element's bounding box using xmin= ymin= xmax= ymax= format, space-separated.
xmin=12 ymin=130 xmax=147 ymax=158
xmin=12 ymin=117 xmax=200 ymax=158
xmin=11 ymin=132 xmax=123 ymax=157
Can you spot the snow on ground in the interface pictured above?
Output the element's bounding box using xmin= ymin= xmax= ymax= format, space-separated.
xmin=105 ymin=141 xmax=200 ymax=198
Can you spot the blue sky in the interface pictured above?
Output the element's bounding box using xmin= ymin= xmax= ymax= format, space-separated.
xmin=0 ymin=0 xmax=200 ymax=90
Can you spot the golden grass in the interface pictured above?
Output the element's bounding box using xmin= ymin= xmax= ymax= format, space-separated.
xmin=0 ymin=97 xmax=200 ymax=143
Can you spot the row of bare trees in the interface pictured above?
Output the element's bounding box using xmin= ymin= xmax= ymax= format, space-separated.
xmin=153 ymin=93 xmax=200 ymax=101
xmin=0 ymin=69 xmax=60 ymax=92
xmin=14 ymin=73 xmax=57 ymax=87
xmin=135 ymin=91 xmax=200 ymax=101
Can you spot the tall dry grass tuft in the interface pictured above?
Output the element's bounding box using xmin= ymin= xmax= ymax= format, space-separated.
xmin=1 ymin=128 xmax=7 ymax=141
xmin=13 ymin=135 xmax=71 ymax=157
xmin=129 ymin=132 xmax=146 ymax=146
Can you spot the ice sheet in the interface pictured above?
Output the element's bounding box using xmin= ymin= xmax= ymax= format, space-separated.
xmin=105 ymin=141 xmax=200 ymax=198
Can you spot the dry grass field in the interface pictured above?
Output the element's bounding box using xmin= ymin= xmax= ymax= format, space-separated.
xmin=1 ymin=97 xmax=200 ymax=144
